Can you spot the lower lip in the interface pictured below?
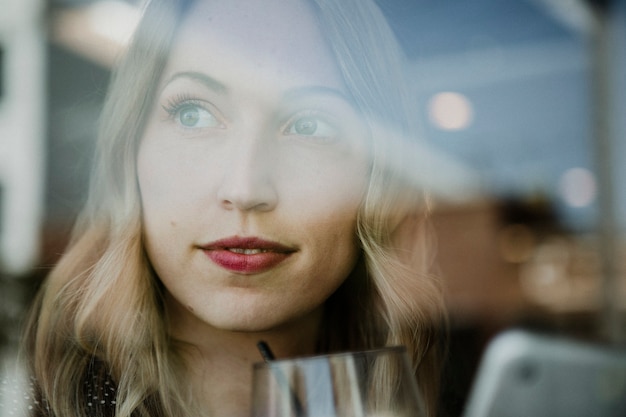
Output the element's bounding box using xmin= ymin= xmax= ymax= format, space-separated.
xmin=204 ymin=249 xmax=291 ymax=273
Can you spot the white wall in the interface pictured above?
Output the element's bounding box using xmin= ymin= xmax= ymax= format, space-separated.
xmin=0 ymin=0 xmax=46 ymax=276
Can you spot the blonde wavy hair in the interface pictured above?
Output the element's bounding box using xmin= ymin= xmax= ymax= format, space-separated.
xmin=24 ymin=0 xmax=446 ymax=416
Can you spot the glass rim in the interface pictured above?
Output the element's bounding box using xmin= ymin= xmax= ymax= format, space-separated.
xmin=252 ymin=345 xmax=407 ymax=369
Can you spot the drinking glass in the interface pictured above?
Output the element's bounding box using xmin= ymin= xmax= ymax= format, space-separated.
xmin=251 ymin=346 xmax=426 ymax=417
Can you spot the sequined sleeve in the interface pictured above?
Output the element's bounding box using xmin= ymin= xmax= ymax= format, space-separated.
xmin=82 ymin=362 xmax=117 ymax=417
xmin=0 ymin=374 xmax=50 ymax=417
xmin=0 ymin=361 xmax=118 ymax=417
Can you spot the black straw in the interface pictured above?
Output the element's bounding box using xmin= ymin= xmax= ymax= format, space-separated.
xmin=256 ymin=340 xmax=275 ymax=362
xmin=256 ymin=340 xmax=306 ymax=417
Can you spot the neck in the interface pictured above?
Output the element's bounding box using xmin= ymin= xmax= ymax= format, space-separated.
xmin=167 ymin=301 xmax=323 ymax=417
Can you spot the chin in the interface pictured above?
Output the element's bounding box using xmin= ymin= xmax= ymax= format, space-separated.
xmin=209 ymin=304 xmax=319 ymax=335
xmin=204 ymin=305 xmax=280 ymax=331
xmin=212 ymin=317 xmax=282 ymax=333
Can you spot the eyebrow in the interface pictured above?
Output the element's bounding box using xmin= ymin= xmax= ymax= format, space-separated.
xmin=162 ymin=71 xmax=228 ymax=94
xmin=162 ymin=71 xmax=354 ymax=106
xmin=282 ymin=85 xmax=355 ymax=106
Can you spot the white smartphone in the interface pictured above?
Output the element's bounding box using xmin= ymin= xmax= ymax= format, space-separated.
xmin=462 ymin=329 xmax=626 ymax=417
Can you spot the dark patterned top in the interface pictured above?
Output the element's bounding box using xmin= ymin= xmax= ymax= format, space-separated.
xmin=82 ymin=365 xmax=117 ymax=417
xmin=0 ymin=365 xmax=117 ymax=417
xmin=0 ymin=373 xmax=46 ymax=416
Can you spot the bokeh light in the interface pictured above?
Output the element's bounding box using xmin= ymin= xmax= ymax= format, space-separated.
xmin=427 ymin=92 xmax=474 ymax=131
xmin=558 ymin=167 xmax=597 ymax=208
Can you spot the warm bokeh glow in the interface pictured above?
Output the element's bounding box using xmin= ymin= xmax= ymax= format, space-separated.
xmin=427 ymin=91 xmax=474 ymax=131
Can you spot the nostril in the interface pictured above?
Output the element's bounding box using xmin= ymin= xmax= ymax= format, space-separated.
xmin=218 ymin=186 xmax=277 ymax=212
xmin=216 ymin=144 xmax=279 ymax=212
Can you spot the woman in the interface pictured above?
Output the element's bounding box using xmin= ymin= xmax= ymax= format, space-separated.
xmin=24 ymin=0 xmax=445 ymax=416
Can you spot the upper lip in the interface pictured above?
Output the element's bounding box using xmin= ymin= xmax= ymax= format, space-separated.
xmin=199 ymin=236 xmax=296 ymax=253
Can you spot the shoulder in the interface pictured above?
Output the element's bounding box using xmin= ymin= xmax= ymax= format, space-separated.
xmin=0 ymin=360 xmax=118 ymax=417
xmin=0 ymin=373 xmax=49 ymax=417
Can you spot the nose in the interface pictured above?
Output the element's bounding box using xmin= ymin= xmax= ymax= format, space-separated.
xmin=216 ymin=136 xmax=279 ymax=212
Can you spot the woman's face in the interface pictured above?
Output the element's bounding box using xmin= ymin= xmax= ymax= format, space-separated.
xmin=137 ymin=0 xmax=369 ymax=334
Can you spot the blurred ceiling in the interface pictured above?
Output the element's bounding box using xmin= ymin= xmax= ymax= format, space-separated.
xmin=47 ymin=0 xmax=626 ymax=232
xmin=376 ymin=0 xmax=606 ymax=231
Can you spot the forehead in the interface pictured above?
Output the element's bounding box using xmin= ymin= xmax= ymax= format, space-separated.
xmin=164 ymin=0 xmax=344 ymax=93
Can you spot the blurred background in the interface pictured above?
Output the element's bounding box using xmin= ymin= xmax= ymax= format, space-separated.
xmin=0 ymin=0 xmax=625 ymax=415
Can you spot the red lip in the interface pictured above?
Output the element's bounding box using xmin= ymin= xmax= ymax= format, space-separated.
xmin=200 ymin=237 xmax=295 ymax=274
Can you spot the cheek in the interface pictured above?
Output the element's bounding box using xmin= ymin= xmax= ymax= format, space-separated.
xmin=298 ymin=185 xmax=364 ymax=279
xmin=137 ymin=139 xmax=170 ymax=214
xmin=136 ymin=141 xmax=190 ymax=263
xmin=138 ymin=141 xmax=184 ymax=205
xmin=287 ymin=149 xmax=368 ymax=259
xmin=288 ymin=145 xmax=369 ymax=207
xmin=137 ymin=136 xmax=209 ymax=223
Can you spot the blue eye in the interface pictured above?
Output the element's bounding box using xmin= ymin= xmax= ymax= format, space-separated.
xmin=163 ymin=97 xmax=223 ymax=129
xmin=285 ymin=114 xmax=338 ymax=139
xmin=178 ymin=105 xmax=219 ymax=128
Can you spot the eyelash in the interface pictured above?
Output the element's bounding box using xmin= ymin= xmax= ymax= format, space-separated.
xmin=162 ymin=94 xmax=207 ymax=118
xmin=283 ymin=110 xmax=339 ymax=139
